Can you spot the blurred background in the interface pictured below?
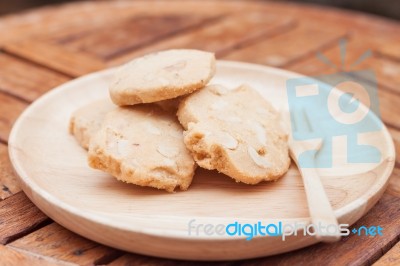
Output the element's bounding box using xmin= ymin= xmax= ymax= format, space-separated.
xmin=1 ymin=0 xmax=399 ymax=20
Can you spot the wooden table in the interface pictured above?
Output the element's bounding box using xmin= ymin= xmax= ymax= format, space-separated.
xmin=0 ymin=1 xmax=399 ymax=265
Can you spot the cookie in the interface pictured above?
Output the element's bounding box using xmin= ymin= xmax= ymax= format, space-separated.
xmin=109 ymin=49 xmax=216 ymax=106
xmin=88 ymin=105 xmax=196 ymax=192
xmin=177 ymin=84 xmax=290 ymax=184
xmin=69 ymin=99 xmax=115 ymax=149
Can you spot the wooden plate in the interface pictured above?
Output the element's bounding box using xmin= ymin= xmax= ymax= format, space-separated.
xmin=9 ymin=61 xmax=395 ymax=260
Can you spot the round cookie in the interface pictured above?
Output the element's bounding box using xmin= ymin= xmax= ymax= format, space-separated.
xmin=88 ymin=104 xmax=196 ymax=192
xmin=69 ymin=99 xmax=116 ymax=150
xmin=109 ymin=49 xmax=216 ymax=106
xmin=177 ymin=84 xmax=290 ymax=184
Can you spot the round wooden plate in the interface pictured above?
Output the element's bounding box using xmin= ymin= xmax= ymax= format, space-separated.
xmin=9 ymin=61 xmax=395 ymax=260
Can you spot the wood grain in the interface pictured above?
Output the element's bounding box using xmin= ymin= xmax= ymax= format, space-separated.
xmin=107 ymin=253 xmax=231 ymax=266
xmin=388 ymin=128 xmax=400 ymax=166
xmin=108 ymin=12 xmax=295 ymax=66
xmin=0 ymin=53 xmax=69 ymax=102
xmin=8 ymin=223 xmax=121 ymax=265
xmin=1 ymin=1 xmax=399 ymax=48
xmin=0 ymin=245 xmax=70 ymax=266
xmin=0 ymin=1 xmax=232 ymax=45
xmin=223 ymin=22 xmax=347 ymax=67
xmin=387 ymin=167 xmax=400 ymax=198
xmin=359 ymin=56 xmax=400 ymax=96
xmin=4 ymin=41 xmax=106 ymax=77
xmin=374 ymin=241 xmax=400 ymax=266
xmin=258 ymin=1 xmax=400 ymax=36
xmin=0 ymin=143 xmax=21 ymax=200
xmin=0 ymin=192 xmax=49 ymax=244
xmin=387 ymin=128 xmax=400 ymax=197
xmin=62 ymin=15 xmax=214 ymax=60
xmin=377 ymin=43 xmax=400 ymax=62
xmin=241 ymin=193 xmax=400 ymax=266
xmin=0 ymin=92 xmax=27 ymax=142
xmin=0 ymin=1 xmax=146 ymax=44
xmin=374 ymin=89 xmax=400 ymax=130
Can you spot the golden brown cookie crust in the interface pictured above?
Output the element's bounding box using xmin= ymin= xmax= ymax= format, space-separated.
xmin=88 ymin=105 xmax=196 ymax=192
xmin=177 ymin=84 xmax=290 ymax=184
xmin=69 ymin=99 xmax=115 ymax=149
xmin=109 ymin=49 xmax=216 ymax=106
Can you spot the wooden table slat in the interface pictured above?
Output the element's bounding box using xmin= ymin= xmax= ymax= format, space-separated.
xmin=362 ymin=56 xmax=400 ymax=96
xmin=4 ymin=41 xmax=106 ymax=77
xmin=0 ymin=245 xmax=73 ymax=266
xmin=388 ymin=128 xmax=400 ymax=166
xmin=8 ymin=223 xmax=121 ymax=265
xmin=387 ymin=167 xmax=400 ymax=198
xmin=0 ymin=192 xmax=49 ymax=245
xmin=0 ymin=1 xmax=232 ymax=45
xmin=0 ymin=143 xmax=21 ymax=200
xmin=374 ymin=241 xmax=400 ymax=266
xmin=373 ymin=88 xmax=400 ymax=130
xmin=223 ymin=21 xmax=347 ymax=67
xmin=62 ymin=14 xmax=217 ymax=60
xmin=108 ymin=11 xmax=295 ymax=66
xmin=107 ymin=253 xmax=232 ymax=266
xmin=0 ymin=53 xmax=69 ymax=102
xmin=0 ymin=92 xmax=27 ymax=142
xmin=377 ymin=43 xmax=400 ymax=62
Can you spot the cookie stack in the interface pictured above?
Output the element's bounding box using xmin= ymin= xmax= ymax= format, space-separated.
xmin=69 ymin=49 xmax=290 ymax=192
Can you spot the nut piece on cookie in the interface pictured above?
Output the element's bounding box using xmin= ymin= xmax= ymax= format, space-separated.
xmin=69 ymin=99 xmax=116 ymax=149
xmin=109 ymin=49 xmax=216 ymax=106
xmin=177 ymin=84 xmax=290 ymax=184
xmin=88 ymin=105 xmax=196 ymax=192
